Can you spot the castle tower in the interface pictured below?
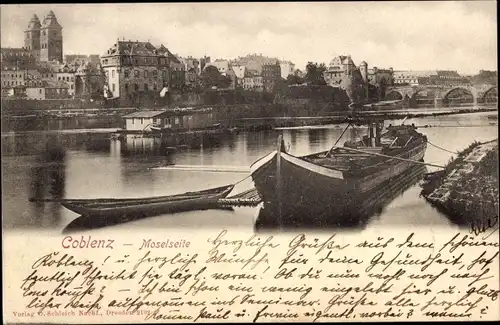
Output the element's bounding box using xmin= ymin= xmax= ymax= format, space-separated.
xmin=40 ymin=10 xmax=63 ymax=62
xmin=359 ymin=61 xmax=368 ymax=82
xmin=359 ymin=61 xmax=369 ymax=101
xmin=24 ymin=14 xmax=41 ymax=60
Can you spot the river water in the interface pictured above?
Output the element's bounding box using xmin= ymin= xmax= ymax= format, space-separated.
xmin=2 ymin=110 xmax=497 ymax=233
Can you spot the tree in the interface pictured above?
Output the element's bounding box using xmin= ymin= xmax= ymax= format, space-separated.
xmin=200 ymin=66 xmax=220 ymax=89
xmin=286 ymin=74 xmax=304 ymax=85
xmin=200 ymin=66 xmax=231 ymax=89
xmin=305 ymin=62 xmax=327 ymax=85
xmin=217 ymin=74 xmax=232 ymax=89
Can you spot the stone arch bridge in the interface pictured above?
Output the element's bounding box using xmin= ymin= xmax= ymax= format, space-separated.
xmin=384 ymin=84 xmax=497 ymax=107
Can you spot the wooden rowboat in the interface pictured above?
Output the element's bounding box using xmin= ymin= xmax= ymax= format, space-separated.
xmin=61 ymin=184 xmax=234 ymax=218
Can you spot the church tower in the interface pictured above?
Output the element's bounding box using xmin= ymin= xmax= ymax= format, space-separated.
xmin=40 ymin=10 xmax=63 ymax=62
xmin=24 ymin=14 xmax=41 ymax=60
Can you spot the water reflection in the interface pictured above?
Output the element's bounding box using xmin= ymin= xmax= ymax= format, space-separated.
xmin=1 ymin=111 xmax=497 ymax=231
xmin=254 ymin=165 xmax=427 ymax=231
xmin=1 ymin=132 xmax=111 ymax=156
xmin=29 ymin=138 xmax=67 ymax=228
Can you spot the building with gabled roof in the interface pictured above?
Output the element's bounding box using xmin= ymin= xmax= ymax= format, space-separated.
xmin=123 ymin=108 xmax=214 ymax=132
xmin=100 ymin=40 xmax=185 ymax=104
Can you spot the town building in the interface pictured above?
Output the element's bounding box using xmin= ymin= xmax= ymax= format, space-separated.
xmin=24 ymin=11 xmax=63 ymax=62
xmin=232 ymin=53 xmax=280 ymax=74
xmin=178 ymin=56 xmax=201 ymax=87
xmin=392 ymin=70 xmax=437 ymax=86
xmin=25 ymin=79 xmax=46 ymax=99
xmin=167 ymin=52 xmax=186 ymax=90
xmin=74 ymin=61 xmax=105 ymax=99
xmin=359 ymin=61 xmax=394 ymax=99
xmin=279 ymin=61 xmax=295 ymax=79
xmin=100 ymin=40 xmax=171 ymax=103
xmin=122 ymin=108 xmax=214 ymax=132
xmin=44 ymin=80 xmax=70 ymax=99
xmin=65 ymin=54 xmax=100 ymax=65
xmin=1 ymin=68 xmax=26 ymax=89
xmin=22 ymin=79 xmax=69 ymax=99
xmin=205 ymin=59 xmax=230 ymax=74
xmin=262 ymin=62 xmax=282 ymax=92
xmin=231 ymin=65 xmax=246 ymax=88
xmin=360 ymin=62 xmax=394 ymax=90
xmin=324 ymin=55 xmax=356 ymax=87
xmin=179 ymin=56 xmax=201 ymax=75
xmin=471 ymin=70 xmax=497 ymax=85
xmin=243 ymin=69 xmax=263 ymax=92
xmin=199 ymin=56 xmax=211 ymax=73
xmin=0 ymin=47 xmax=38 ymax=70
xmin=428 ymin=70 xmax=470 ymax=86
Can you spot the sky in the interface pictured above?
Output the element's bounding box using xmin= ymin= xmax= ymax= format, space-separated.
xmin=0 ymin=2 xmax=497 ymax=74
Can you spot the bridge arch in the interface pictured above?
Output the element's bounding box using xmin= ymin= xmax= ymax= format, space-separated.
xmin=385 ymin=90 xmax=403 ymax=100
xmin=411 ymin=89 xmax=436 ymax=106
xmin=442 ymin=87 xmax=474 ymax=105
xmin=482 ymin=86 xmax=498 ymax=103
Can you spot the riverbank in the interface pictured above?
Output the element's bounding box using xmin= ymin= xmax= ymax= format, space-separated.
xmin=1 ymin=105 xmax=496 ymax=135
xmin=237 ymin=107 xmax=498 ymax=130
xmin=421 ymin=139 xmax=499 ymax=228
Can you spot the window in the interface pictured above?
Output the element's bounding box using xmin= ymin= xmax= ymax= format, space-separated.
xmin=39 ymin=89 xmax=42 ymax=94
xmin=112 ymin=84 xmax=115 ymax=92
xmin=144 ymin=71 xmax=148 ymax=78
xmin=125 ymin=84 xmax=128 ymax=93
xmin=144 ymin=83 xmax=148 ymax=91
xmin=140 ymin=118 xmax=144 ymax=124
xmin=71 ymin=85 xmax=74 ymax=89
xmin=134 ymin=70 xmax=139 ymax=77
xmin=124 ymin=70 xmax=129 ymax=78
xmin=134 ymin=83 xmax=139 ymax=91
xmin=112 ymin=70 xmax=115 ymax=78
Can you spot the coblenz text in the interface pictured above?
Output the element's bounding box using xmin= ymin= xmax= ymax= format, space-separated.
xmin=62 ymin=236 xmax=114 ymax=249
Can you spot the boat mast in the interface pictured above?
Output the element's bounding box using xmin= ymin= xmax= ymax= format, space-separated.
xmin=367 ymin=118 xmax=384 ymax=147
xmin=276 ymin=134 xmax=283 ymax=230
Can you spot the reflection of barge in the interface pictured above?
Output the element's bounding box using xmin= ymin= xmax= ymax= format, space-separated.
xmin=250 ymin=118 xmax=428 ymax=227
xmin=255 ymin=164 xmax=427 ymax=230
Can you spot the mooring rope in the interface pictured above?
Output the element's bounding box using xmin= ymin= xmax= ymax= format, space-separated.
xmin=233 ymin=173 xmax=253 ymax=186
xmin=426 ymin=140 xmax=459 ymax=154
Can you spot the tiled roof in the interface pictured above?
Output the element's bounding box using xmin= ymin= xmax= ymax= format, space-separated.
xmin=123 ymin=110 xmax=168 ymax=118
xmin=105 ymin=41 xmax=157 ymax=57
xmin=42 ymin=10 xmax=62 ymax=28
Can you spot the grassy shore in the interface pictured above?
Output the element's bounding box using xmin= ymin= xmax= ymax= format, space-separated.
xmin=421 ymin=139 xmax=499 ymax=228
